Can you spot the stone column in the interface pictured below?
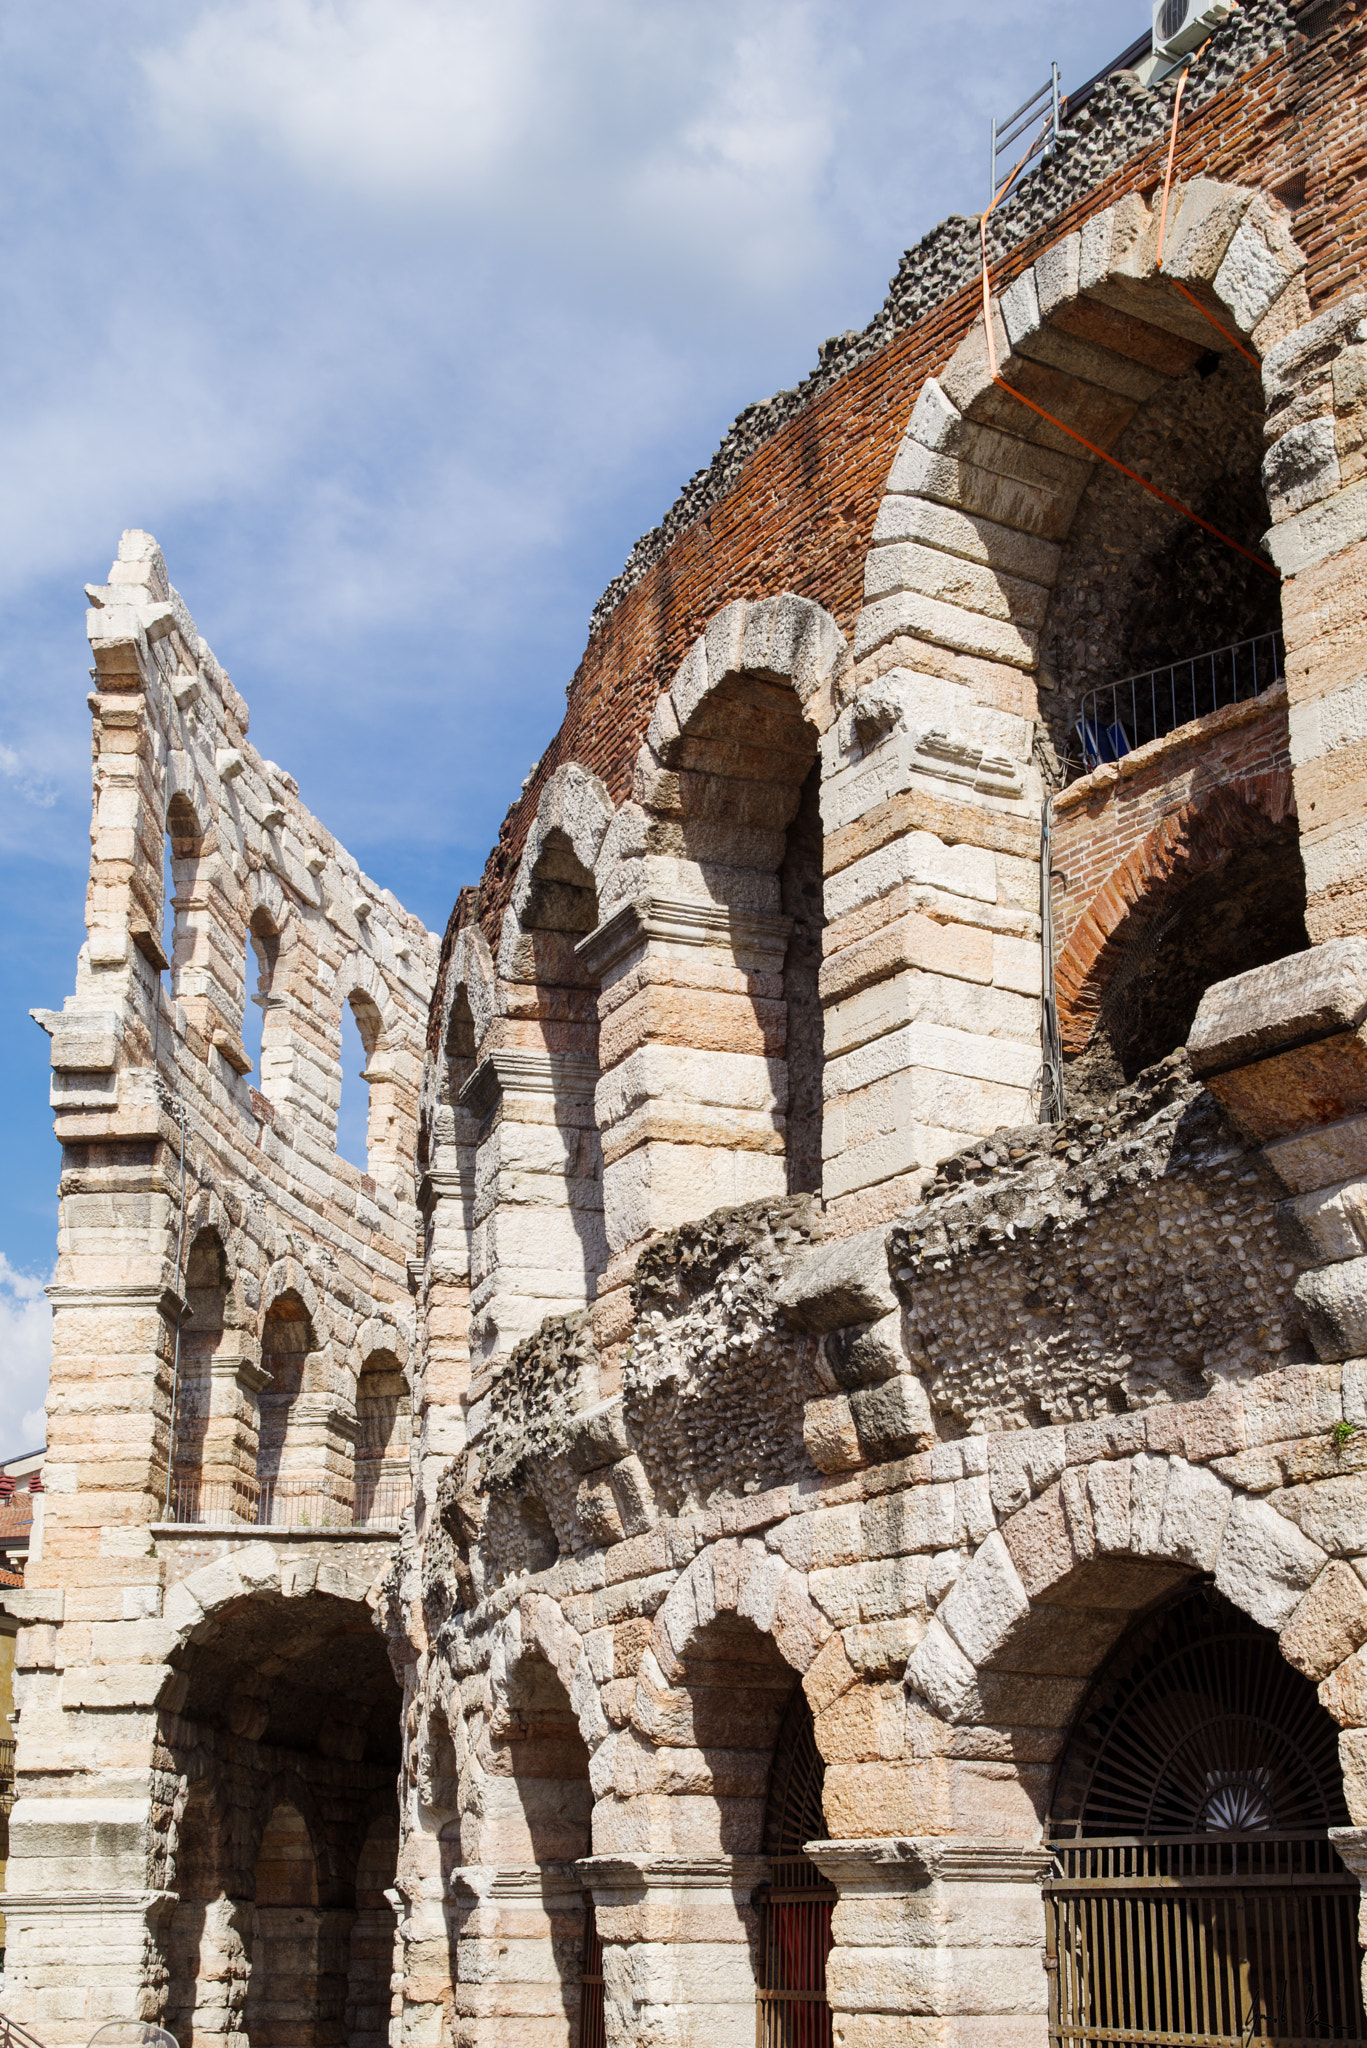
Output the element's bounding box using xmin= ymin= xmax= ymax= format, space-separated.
xmin=1 ymin=1887 xmax=178 ymax=2043
xmin=1328 ymin=1826 xmax=1367 ymax=2007
xmin=460 ymin=1049 xmax=603 ymax=1374
xmin=1263 ymin=291 xmax=1367 ymax=943
xmin=806 ymin=1837 xmax=1054 ymax=2048
xmin=449 ymin=1862 xmax=587 ymax=2048
xmin=179 ymin=1342 xmax=270 ymax=1522
xmin=577 ymin=898 xmax=792 ymax=1378
xmin=577 ymin=1854 xmax=768 ymax=2048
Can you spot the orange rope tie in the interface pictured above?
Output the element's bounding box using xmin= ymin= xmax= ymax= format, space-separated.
xmin=1154 ymin=55 xmax=1261 ymax=369
xmin=989 ymin=374 xmax=1280 ymax=575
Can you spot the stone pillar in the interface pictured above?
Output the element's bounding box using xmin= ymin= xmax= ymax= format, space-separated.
xmin=577 ymin=1854 xmax=768 ymax=2048
xmin=806 ymin=1837 xmax=1054 ymax=2048
xmin=1 ymin=1887 xmax=178 ymax=2042
xmin=461 ymin=1049 xmax=603 ymax=1374
xmin=817 ymin=664 xmax=1042 ymax=1229
xmin=449 ymin=1862 xmax=587 ymax=2048
xmin=577 ymin=897 xmax=792 ymax=1373
xmin=1263 ymin=291 xmax=1367 ymax=943
xmin=389 ymin=1881 xmax=451 ymax=2048
xmin=1328 ymin=1826 xmax=1367 ymax=2006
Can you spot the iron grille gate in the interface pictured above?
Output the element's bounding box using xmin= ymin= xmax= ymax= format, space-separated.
xmin=578 ymin=1895 xmax=605 ymax=2048
xmin=1045 ymin=1834 xmax=1367 ymax=2048
xmin=756 ymin=1858 xmax=835 ymax=2048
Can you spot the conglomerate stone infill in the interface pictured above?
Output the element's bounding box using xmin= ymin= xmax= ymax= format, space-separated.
xmin=448 ymin=1059 xmax=1308 ymax=1595
xmin=891 ymin=1052 xmax=1309 ymax=1430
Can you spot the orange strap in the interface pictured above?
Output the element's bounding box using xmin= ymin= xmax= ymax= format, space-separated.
xmin=989 ymin=374 xmax=1280 ymax=574
xmin=1154 ymin=56 xmax=1261 ymax=368
xmin=976 ymin=40 xmax=1277 ymax=581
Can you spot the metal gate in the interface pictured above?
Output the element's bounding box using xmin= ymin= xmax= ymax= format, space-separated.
xmin=756 ymin=1857 xmax=834 ymax=2048
xmin=1046 ymin=1834 xmax=1366 ymax=2046
xmin=1045 ymin=1584 xmax=1365 ymax=2048
xmin=757 ymin=1686 xmax=834 ymax=2048
xmin=578 ymin=1895 xmax=605 ymax=2048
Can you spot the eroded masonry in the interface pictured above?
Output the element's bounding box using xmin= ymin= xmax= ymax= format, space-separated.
xmin=6 ymin=4 xmax=1367 ymax=2045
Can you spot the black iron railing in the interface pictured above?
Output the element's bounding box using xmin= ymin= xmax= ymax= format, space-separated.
xmin=1075 ymin=629 xmax=1285 ymax=773
xmin=1045 ymin=1834 xmax=1366 ymax=2047
xmin=168 ymin=1473 xmax=411 ymax=1529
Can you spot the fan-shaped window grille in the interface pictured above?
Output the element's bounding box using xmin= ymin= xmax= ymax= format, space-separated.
xmin=1045 ymin=1584 xmax=1364 ymax=2047
xmin=757 ymin=1686 xmax=834 ymax=2048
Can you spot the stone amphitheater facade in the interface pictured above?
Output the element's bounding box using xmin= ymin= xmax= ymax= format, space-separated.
xmin=6 ymin=4 xmax=1367 ymax=2045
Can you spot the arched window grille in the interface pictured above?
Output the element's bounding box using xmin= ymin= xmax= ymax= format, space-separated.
xmin=1045 ymin=1582 xmax=1365 ymax=2048
xmin=756 ymin=1684 xmax=834 ymax=2048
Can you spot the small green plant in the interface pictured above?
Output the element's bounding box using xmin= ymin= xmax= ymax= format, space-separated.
xmin=1332 ymin=1420 xmax=1360 ymax=1448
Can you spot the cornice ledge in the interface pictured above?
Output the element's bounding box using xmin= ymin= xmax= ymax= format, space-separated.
xmin=575 ymin=1854 xmax=770 ymax=1892
xmin=458 ymin=1048 xmax=600 ymax=1119
xmin=577 ymin=894 xmax=793 ymax=978
xmin=804 ymin=1837 xmax=1054 ymax=1886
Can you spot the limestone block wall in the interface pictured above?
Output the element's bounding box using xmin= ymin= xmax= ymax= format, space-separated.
xmin=384 ymin=1014 xmax=1367 ymax=2048
xmin=2 ymin=530 xmax=436 ymax=2043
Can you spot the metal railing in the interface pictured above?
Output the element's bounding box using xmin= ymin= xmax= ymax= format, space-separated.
xmin=1075 ymin=629 xmax=1284 ymax=773
xmin=991 ymin=63 xmax=1061 ymax=201
xmin=168 ymin=1472 xmax=411 ymax=1529
xmin=0 ymin=2016 xmax=48 ymax=2048
xmin=1045 ymin=1834 xmax=1366 ymax=2046
xmin=0 ymin=1736 xmax=14 ymax=1814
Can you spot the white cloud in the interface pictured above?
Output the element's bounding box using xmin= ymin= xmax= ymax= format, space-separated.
xmin=0 ymin=1256 xmax=51 ymax=1452
xmin=0 ymin=740 xmax=56 ymax=810
xmin=140 ymin=0 xmax=850 ymax=294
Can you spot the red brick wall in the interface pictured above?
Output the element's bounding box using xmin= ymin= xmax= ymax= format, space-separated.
xmin=1050 ymin=688 xmax=1297 ymax=1049
xmin=431 ymin=0 xmax=1366 ymax=1045
xmin=1052 ymin=686 xmax=1294 ymax=956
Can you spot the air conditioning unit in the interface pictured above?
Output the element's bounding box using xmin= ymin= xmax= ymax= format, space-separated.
xmin=1153 ymin=0 xmax=1235 ymax=60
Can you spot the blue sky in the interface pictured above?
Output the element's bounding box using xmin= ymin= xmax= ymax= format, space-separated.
xmin=0 ymin=0 xmax=1143 ymax=1446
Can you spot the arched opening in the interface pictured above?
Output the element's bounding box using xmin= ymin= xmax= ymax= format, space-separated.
xmin=337 ymin=999 xmax=372 ymax=1173
xmin=162 ymin=792 xmax=204 ymax=995
xmin=171 ymin=1228 xmax=232 ymax=1521
xmin=495 ymin=822 xmax=607 ymax=1343
xmin=757 ymin=1685 xmax=833 ymax=2048
xmin=343 ymin=1814 xmax=399 ymax=2048
xmin=654 ymin=661 xmax=823 ymax=1198
xmin=1045 ymin=1582 xmax=1362 ymax=2048
xmin=166 ymin=1779 xmax=251 ymax=2048
xmin=161 ymin=1587 xmax=403 ymax=2048
xmin=474 ymin=1649 xmax=593 ymax=2048
xmin=246 ymin=906 xmax=281 ymax=1085
xmin=354 ymin=1350 xmax=410 ymax=1525
xmin=246 ymin=1799 xmax=339 ymax=2048
xmin=1055 ymin=781 xmax=1309 ymax=1107
xmin=1038 ymin=347 xmax=1282 ymax=766
xmin=256 ymin=1291 xmax=315 ymax=1511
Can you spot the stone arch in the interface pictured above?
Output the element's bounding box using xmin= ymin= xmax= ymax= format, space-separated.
xmin=585 ymin=596 xmax=847 ymax=1250
xmin=505 ymin=763 xmax=615 ymax=957
xmin=615 ymin=1539 xmax=843 ymax=1861
xmin=159 ymin=786 xmax=210 ymax=986
xmin=904 ymin=1453 xmax=1360 ymax=1827
xmin=490 ymin=765 xmax=616 ymax=1344
xmin=1054 ymin=766 xmax=1300 ymax=1060
xmin=332 ymin=949 xmax=410 ymax=1184
xmin=355 ymin=1313 xmax=411 ymax=1377
xmin=171 ymin=1224 xmax=247 ymax=1516
xmin=259 ymin=1256 xmax=326 ymax=1344
xmin=857 ymin=180 xmax=1308 ymax=695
